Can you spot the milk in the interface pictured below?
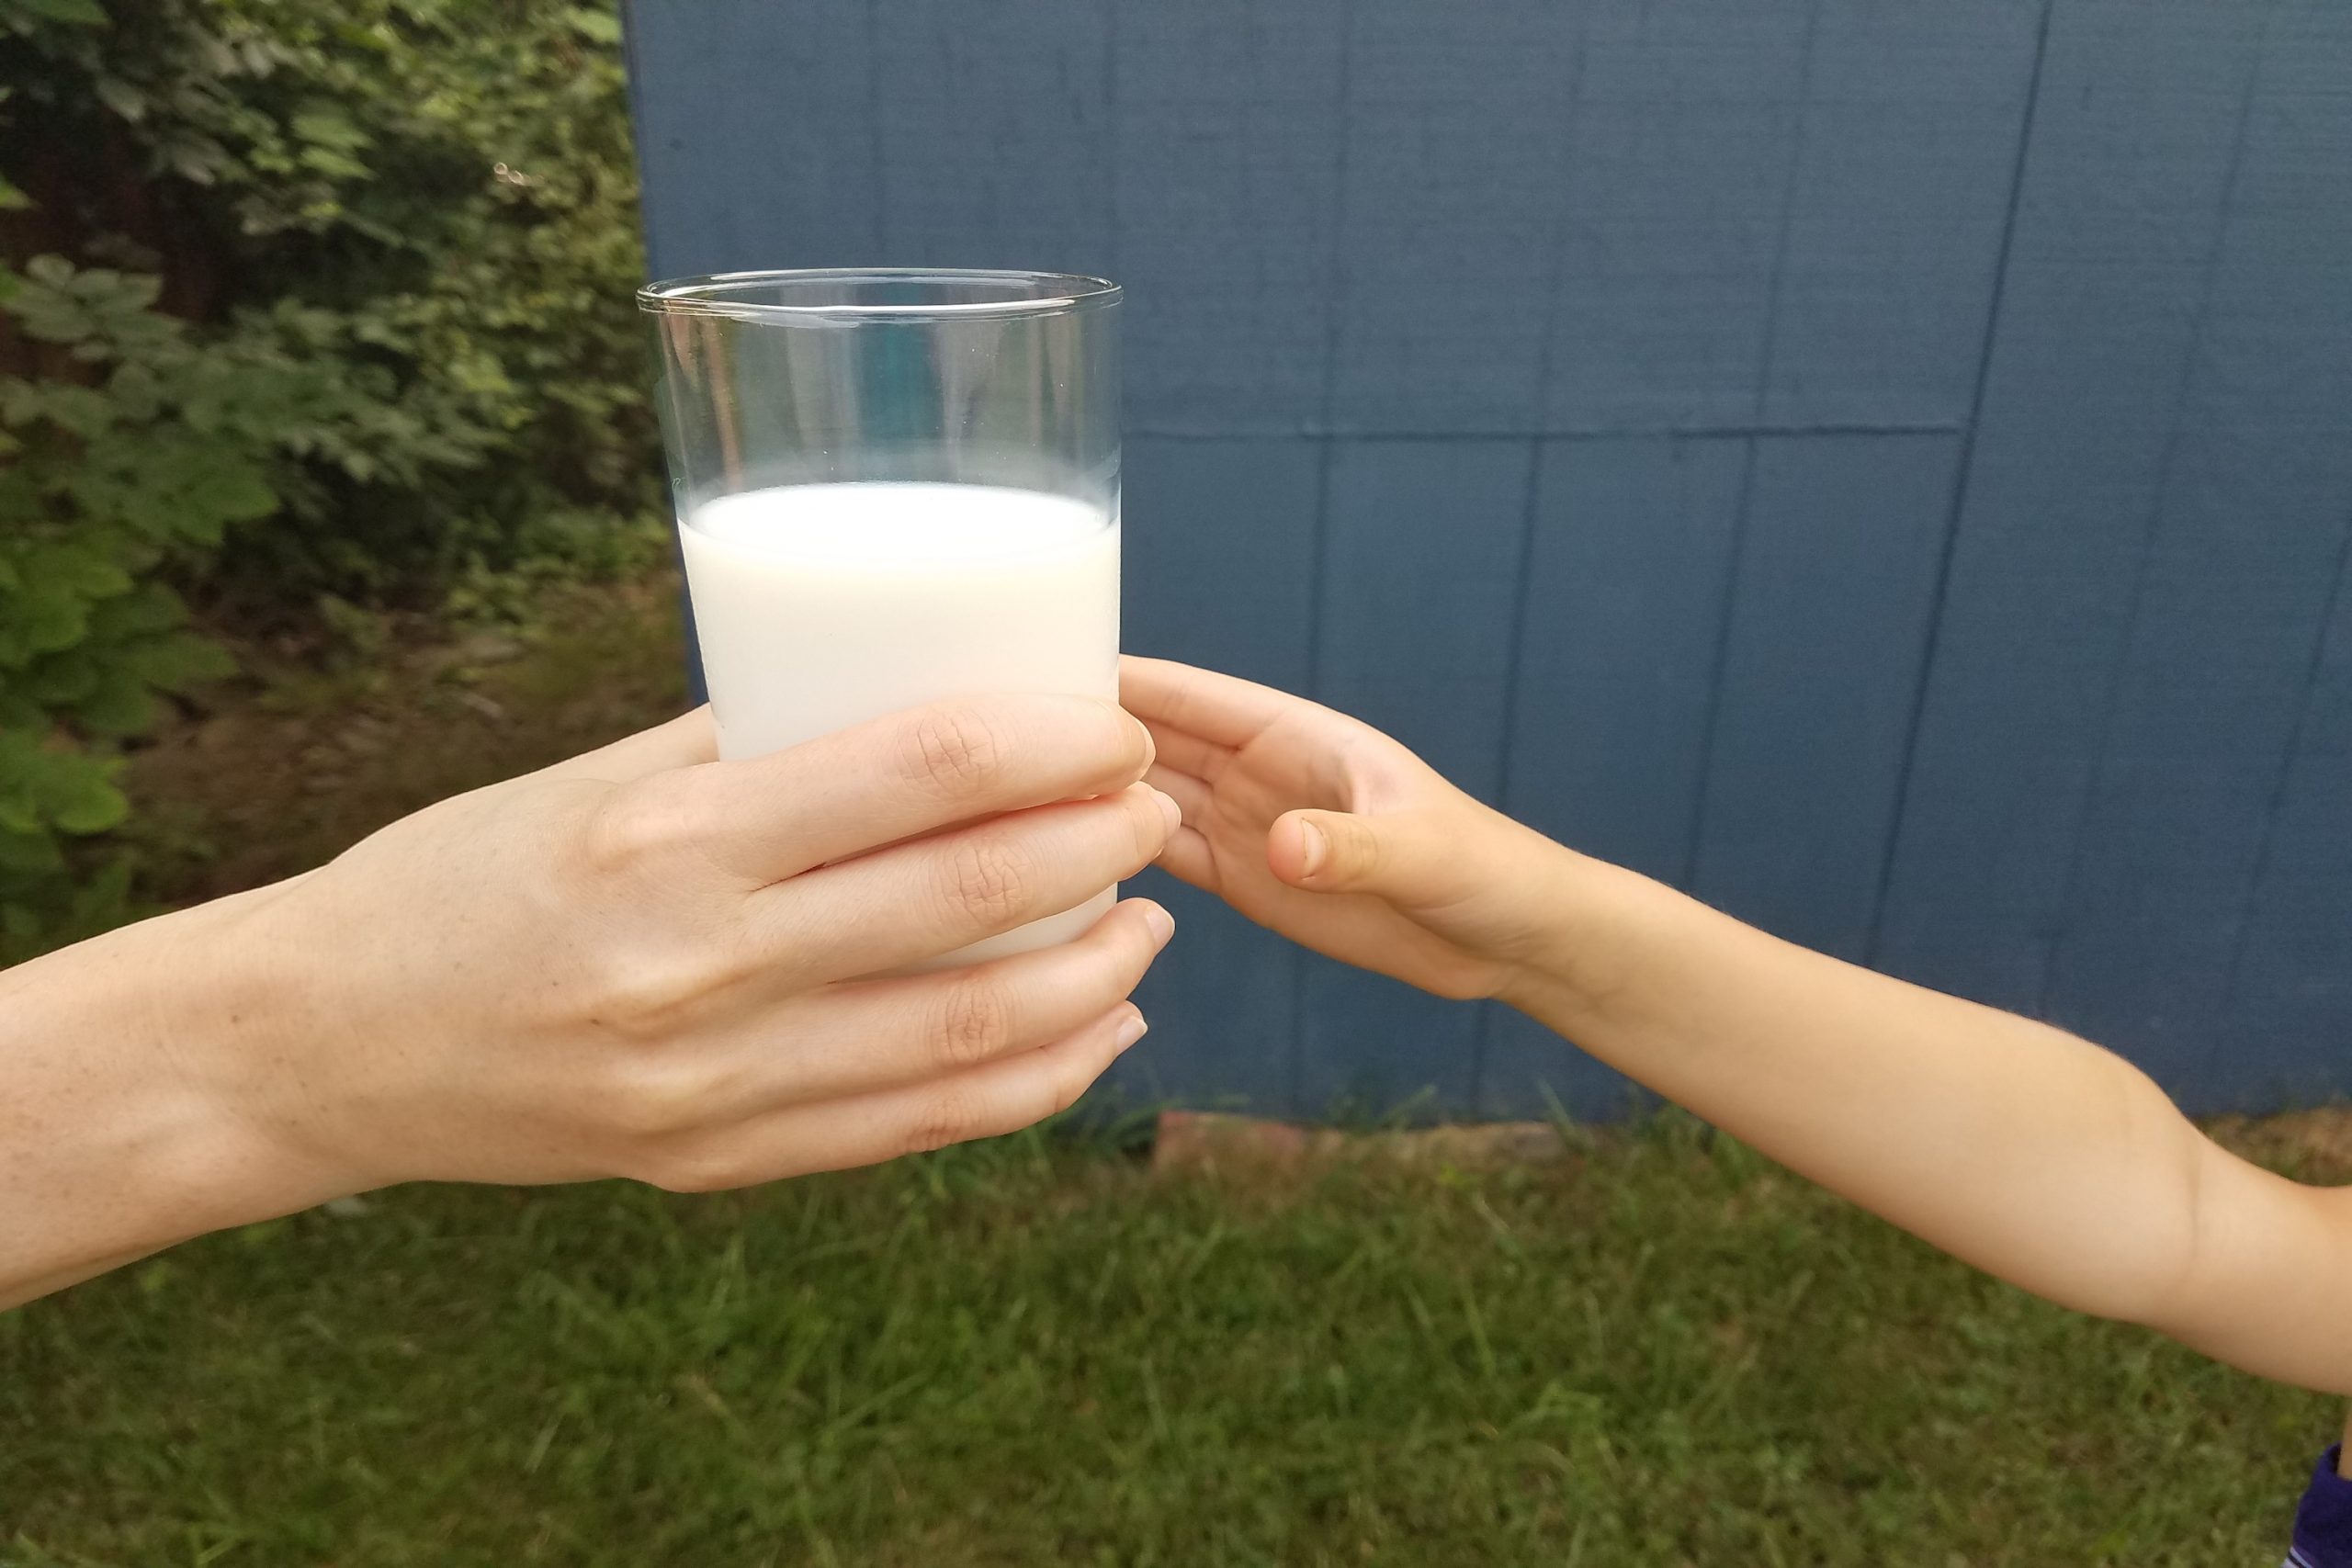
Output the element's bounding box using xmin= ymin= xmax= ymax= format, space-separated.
xmin=679 ymin=482 xmax=1122 ymax=967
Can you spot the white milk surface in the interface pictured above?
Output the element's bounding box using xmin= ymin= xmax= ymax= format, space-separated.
xmin=680 ymin=481 xmax=1121 ymax=966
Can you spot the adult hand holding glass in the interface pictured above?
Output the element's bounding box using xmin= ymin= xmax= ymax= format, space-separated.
xmin=1 ymin=694 xmax=1176 ymax=1307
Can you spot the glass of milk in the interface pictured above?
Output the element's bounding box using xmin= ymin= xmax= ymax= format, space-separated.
xmin=639 ymin=268 xmax=1123 ymax=969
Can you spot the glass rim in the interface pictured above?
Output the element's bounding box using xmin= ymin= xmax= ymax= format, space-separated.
xmin=637 ymin=267 xmax=1122 ymax=324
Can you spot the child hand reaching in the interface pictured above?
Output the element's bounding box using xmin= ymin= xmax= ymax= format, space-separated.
xmin=1124 ymin=656 xmax=2352 ymax=1404
xmin=1124 ymin=654 xmax=1560 ymax=1003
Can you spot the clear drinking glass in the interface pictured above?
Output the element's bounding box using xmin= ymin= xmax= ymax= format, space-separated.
xmin=639 ymin=268 xmax=1123 ymax=967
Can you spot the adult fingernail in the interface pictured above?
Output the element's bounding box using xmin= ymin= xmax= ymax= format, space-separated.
xmin=1142 ymin=902 xmax=1176 ymax=946
xmin=1114 ymin=1009 xmax=1149 ymax=1051
xmin=1297 ymin=818 xmax=1328 ymax=877
xmin=1152 ymin=788 xmax=1182 ymax=834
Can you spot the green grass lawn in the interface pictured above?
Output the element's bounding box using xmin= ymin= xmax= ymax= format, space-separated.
xmin=3 ymin=1120 xmax=2338 ymax=1566
xmin=7 ymin=576 xmax=2341 ymax=1565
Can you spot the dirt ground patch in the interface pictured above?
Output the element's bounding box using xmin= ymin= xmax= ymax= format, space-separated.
xmin=128 ymin=573 xmax=686 ymax=904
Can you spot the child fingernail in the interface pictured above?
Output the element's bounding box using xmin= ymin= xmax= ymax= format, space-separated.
xmin=1114 ymin=1009 xmax=1149 ymax=1051
xmin=1153 ymin=789 xmax=1182 ymax=833
xmin=1143 ymin=902 xmax=1176 ymax=945
xmin=1298 ymin=819 xmax=1328 ymax=877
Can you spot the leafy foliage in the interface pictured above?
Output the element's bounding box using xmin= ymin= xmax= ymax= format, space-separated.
xmin=1 ymin=255 xmax=324 ymax=953
xmin=0 ymin=0 xmax=655 ymax=952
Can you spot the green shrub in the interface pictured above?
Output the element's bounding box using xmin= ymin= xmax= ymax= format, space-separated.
xmin=5 ymin=0 xmax=657 ymax=599
xmin=0 ymin=255 xmax=334 ymax=954
xmin=0 ymin=0 xmax=659 ymax=952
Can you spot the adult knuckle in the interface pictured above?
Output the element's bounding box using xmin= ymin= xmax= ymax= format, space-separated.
xmin=1127 ymin=790 xmax=1171 ymax=863
xmin=1049 ymin=1065 xmax=1091 ymax=1118
xmin=595 ymin=1053 xmax=719 ymax=1144
xmin=1117 ymin=707 xmax=1155 ymax=774
xmin=1065 ymin=930 xmax=1144 ymax=1005
xmin=580 ymin=787 xmax=681 ymax=876
xmin=594 ymin=952 xmax=707 ymax=1037
xmin=901 ymin=705 xmax=1009 ymax=800
xmin=635 ymin=1141 xmax=739 ymax=1194
xmin=700 ymin=908 xmax=784 ymax=994
xmin=902 ymin=1090 xmax=977 ymax=1156
xmin=1055 ymin=1040 xmax=1115 ymax=1116
xmin=937 ymin=971 xmax=1018 ymax=1069
xmin=1114 ymin=919 xmax=1162 ymax=981
xmin=1081 ymin=699 xmax=1149 ymax=776
xmin=941 ymin=837 xmax=1033 ymax=925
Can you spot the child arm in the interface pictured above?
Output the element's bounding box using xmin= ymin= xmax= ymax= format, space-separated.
xmin=1125 ymin=656 xmax=2352 ymax=1393
xmin=1507 ymin=856 xmax=2352 ymax=1392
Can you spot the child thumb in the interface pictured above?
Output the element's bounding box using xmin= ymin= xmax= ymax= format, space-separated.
xmin=1271 ymin=808 xmax=1403 ymax=896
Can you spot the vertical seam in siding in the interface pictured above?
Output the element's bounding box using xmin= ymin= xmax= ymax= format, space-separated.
xmin=1476 ymin=6 xmax=1589 ymax=1112
xmin=1748 ymin=0 xmax=1826 ymax=426
xmin=1861 ymin=0 xmax=2059 ymax=969
xmin=865 ymin=0 xmax=891 ymax=256
xmin=1686 ymin=0 xmax=1824 ymax=896
xmin=1102 ymin=0 xmax=1121 ymax=281
xmin=1476 ymin=434 xmax=1548 ymax=1106
xmin=2031 ymin=1 xmax=2278 ymax=1021
xmin=2222 ymin=503 xmax=2352 ymax=1008
xmin=1295 ymin=0 xmax=1358 ymax=1117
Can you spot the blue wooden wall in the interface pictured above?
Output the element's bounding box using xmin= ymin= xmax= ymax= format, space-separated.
xmin=624 ymin=0 xmax=2352 ymax=1120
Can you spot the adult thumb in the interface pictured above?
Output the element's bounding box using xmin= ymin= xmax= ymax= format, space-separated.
xmin=1271 ymin=808 xmax=1407 ymax=896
